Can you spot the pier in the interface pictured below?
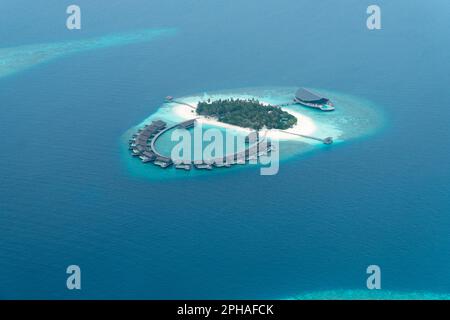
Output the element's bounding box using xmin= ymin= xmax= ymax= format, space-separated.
xmin=279 ymin=130 xmax=334 ymax=145
xmin=165 ymin=96 xmax=196 ymax=110
xmin=209 ymin=134 xmax=271 ymax=166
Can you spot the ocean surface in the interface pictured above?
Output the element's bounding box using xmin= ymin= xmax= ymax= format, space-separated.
xmin=0 ymin=0 xmax=449 ymax=299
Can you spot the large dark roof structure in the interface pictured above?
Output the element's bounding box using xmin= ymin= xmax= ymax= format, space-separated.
xmin=295 ymin=88 xmax=330 ymax=104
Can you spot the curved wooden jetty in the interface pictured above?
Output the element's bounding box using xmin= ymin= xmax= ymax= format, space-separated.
xmin=129 ymin=117 xmax=272 ymax=170
xmin=150 ymin=118 xmax=197 ymax=158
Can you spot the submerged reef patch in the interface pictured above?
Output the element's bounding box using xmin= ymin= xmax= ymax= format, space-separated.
xmin=0 ymin=28 xmax=177 ymax=79
xmin=287 ymin=289 xmax=450 ymax=300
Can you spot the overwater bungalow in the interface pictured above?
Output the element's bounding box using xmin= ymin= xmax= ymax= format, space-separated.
xmin=152 ymin=120 xmax=167 ymax=129
xmin=193 ymin=160 xmax=213 ymax=170
xmin=140 ymin=155 xmax=152 ymax=163
xmin=134 ymin=137 xmax=147 ymax=144
xmin=154 ymin=156 xmax=172 ymax=168
xmin=177 ymin=119 xmax=196 ymax=129
xmin=141 ymin=151 xmax=156 ymax=162
xmin=195 ymin=164 xmax=212 ymax=170
xmin=213 ymin=160 xmax=232 ymax=168
xmin=175 ymin=162 xmax=192 ymax=171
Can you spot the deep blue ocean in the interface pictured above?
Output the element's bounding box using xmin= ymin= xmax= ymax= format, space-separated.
xmin=0 ymin=0 xmax=449 ymax=299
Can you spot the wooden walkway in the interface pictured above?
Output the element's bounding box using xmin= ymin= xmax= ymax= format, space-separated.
xmin=279 ymin=130 xmax=333 ymax=144
xmin=150 ymin=118 xmax=271 ymax=164
xmin=170 ymin=100 xmax=196 ymax=110
xmin=150 ymin=119 xmax=197 ymax=158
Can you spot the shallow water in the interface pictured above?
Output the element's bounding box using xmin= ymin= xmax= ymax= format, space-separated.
xmin=0 ymin=28 xmax=176 ymax=79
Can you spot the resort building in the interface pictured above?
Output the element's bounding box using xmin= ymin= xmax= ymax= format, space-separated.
xmin=294 ymin=88 xmax=335 ymax=111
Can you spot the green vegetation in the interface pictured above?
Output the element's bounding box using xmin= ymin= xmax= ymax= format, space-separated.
xmin=196 ymin=98 xmax=297 ymax=130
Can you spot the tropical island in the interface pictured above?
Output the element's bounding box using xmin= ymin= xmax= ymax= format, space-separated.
xmin=196 ymin=98 xmax=297 ymax=130
xmin=125 ymin=86 xmax=386 ymax=174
